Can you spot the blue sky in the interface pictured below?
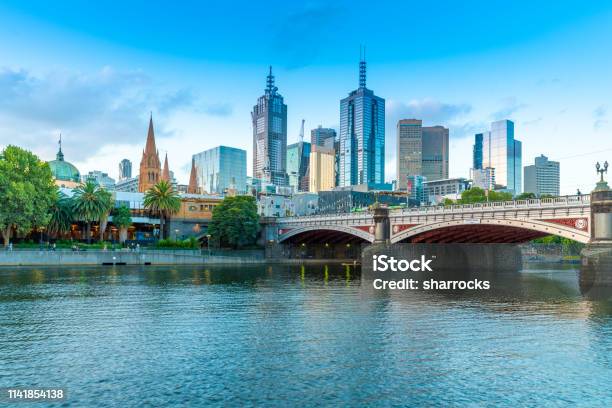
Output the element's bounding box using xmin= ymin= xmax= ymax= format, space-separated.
xmin=0 ymin=0 xmax=611 ymax=193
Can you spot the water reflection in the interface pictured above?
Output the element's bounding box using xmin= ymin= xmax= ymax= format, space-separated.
xmin=0 ymin=263 xmax=610 ymax=406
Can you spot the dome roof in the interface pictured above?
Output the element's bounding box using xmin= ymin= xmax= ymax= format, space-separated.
xmin=47 ymin=141 xmax=80 ymax=182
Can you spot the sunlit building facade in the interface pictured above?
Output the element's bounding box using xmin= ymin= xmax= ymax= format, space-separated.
xmin=481 ymin=120 xmax=522 ymax=195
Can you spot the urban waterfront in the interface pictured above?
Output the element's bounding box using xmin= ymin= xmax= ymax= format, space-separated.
xmin=0 ymin=264 xmax=611 ymax=407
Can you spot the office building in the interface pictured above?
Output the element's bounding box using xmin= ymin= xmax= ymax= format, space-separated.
xmin=193 ymin=146 xmax=247 ymax=195
xmin=423 ymin=178 xmax=470 ymax=204
xmin=471 ymin=167 xmax=496 ymax=191
xmin=252 ymin=67 xmax=288 ymax=187
xmin=524 ymin=155 xmax=560 ymax=197
xmin=422 ymin=126 xmax=449 ymax=181
xmin=396 ymin=119 xmax=422 ymax=190
xmin=338 ymin=55 xmax=385 ymax=186
xmin=309 ymin=145 xmax=335 ymax=193
xmin=118 ymin=159 xmax=132 ymax=181
xmin=287 ymin=141 xmax=311 ymax=192
xmin=480 ymin=120 xmax=522 ymax=195
xmin=82 ymin=170 xmax=116 ymax=190
xmin=407 ymin=175 xmax=427 ymax=204
xmin=473 ymin=133 xmax=483 ymax=170
xmin=311 ymin=126 xmax=336 ymax=149
xmin=115 ymin=176 xmax=139 ymax=193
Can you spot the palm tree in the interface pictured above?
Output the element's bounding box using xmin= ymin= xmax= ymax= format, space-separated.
xmin=97 ymin=189 xmax=114 ymax=242
xmin=112 ymin=205 xmax=132 ymax=244
xmin=47 ymin=190 xmax=74 ymax=239
xmin=72 ymin=181 xmax=108 ymax=244
xmin=143 ymin=180 xmax=181 ymax=240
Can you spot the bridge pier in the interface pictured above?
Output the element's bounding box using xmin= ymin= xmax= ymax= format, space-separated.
xmin=581 ymin=176 xmax=612 ymax=283
xmin=372 ymin=205 xmax=390 ymax=243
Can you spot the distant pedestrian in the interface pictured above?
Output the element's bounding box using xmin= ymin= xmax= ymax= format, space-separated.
xmin=8 ymin=242 xmax=13 ymax=251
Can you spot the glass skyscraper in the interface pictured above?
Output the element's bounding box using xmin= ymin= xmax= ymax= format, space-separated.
xmin=251 ymin=67 xmax=288 ymax=186
xmin=473 ymin=133 xmax=483 ymax=170
xmin=193 ymin=146 xmax=247 ymax=194
xmin=481 ymin=120 xmax=522 ymax=195
xmin=287 ymin=141 xmax=311 ymax=192
xmin=338 ymin=57 xmax=385 ymax=186
xmin=311 ymin=126 xmax=336 ymax=149
xmin=422 ymin=126 xmax=449 ymax=182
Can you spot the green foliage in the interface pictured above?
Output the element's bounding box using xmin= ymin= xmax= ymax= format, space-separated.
xmin=458 ymin=187 xmax=513 ymax=204
xmin=156 ymin=237 xmax=199 ymax=249
xmin=208 ymin=195 xmax=259 ymax=249
xmin=72 ymin=181 xmax=113 ymax=243
xmin=515 ymin=192 xmax=536 ymax=200
xmin=0 ymin=145 xmax=56 ymax=245
xmin=112 ymin=205 xmax=132 ymax=228
xmin=143 ymin=180 xmax=181 ymax=239
xmin=441 ymin=198 xmax=455 ymax=206
xmin=47 ymin=190 xmax=74 ymax=237
xmin=531 ymin=235 xmax=585 ymax=255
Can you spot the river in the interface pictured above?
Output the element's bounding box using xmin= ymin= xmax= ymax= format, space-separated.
xmin=0 ymin=264 xmax=611 ymax=407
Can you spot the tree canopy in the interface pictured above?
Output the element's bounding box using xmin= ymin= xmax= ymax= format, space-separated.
xmin=143 ymin=180 xmax=180 ymax=239
xmin=0 ymin=146 xmax=56 ymax=245
xmin=208 ymin=195 xmax=259 ymax=248
xmin=72 ymin=181 xmax=113 ymax=243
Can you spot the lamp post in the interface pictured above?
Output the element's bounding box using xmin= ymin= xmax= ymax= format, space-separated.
xmin=174 ymin=229 xmax=180 ymax=242
xmin=595 ymin=161 xmax=609 ymax=191
xmin=206 ymin=234 xmax=211 ymax=256
xmin=38 ymin=226 xmax=45 ymax=249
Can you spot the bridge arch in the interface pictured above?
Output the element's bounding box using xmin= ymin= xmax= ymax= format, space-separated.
xmin=279 ymin=225 xmax=374 ymax=244
xmin=391 ymin=218 xmax=590 ymax=244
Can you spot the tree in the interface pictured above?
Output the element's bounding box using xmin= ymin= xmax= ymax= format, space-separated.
xmin=0 ymin=146 xmax=56 ymax=246
xmin=208 ymin=195 xmax=259 ymax=248
xmin=112 ymin=205 xmax=132 ymax=243
xmin=143 ymin=180 xmax=181 ymax=239
xmin=458 ymin=187 xmax=513 ymax=204
xmin=47 ymin=190 xmax=74 ymax=239
xmin=516 ymin=192 xmax=536 ymax=200
xmin=96 ymin=188 xmax=114 ymax=242
xmin=72 ymin=181 xmax=110 ymax=244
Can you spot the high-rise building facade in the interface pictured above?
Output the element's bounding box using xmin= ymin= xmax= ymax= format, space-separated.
xmin=138 ymin=115 xmax=162 ymax=193
xmin=118 ymin=159 xmax=132 ymax=181
xmin=338 ymin=57 xmax=385 ymax=187
xmin=309 ymin=145 xmax=335 ymax=193
xmin=481 ymin=120 xmax=522 ymax=195
xmin=82 ymin=170 xmax=116 ymax=190
xmin=422 ymin=125 xmax=449 ymax=182
xmin=193 ymin=146 xmax=247 ymax=194
xmin=252 ymin=67 xmax=288 ymax=187
xmin=396 ymin=119 xmax=422 ymax=190
xmin=473 ymin=133 xmax=483 ymax=170
xmin=287 ymin=141 xmax=311 ymax=192
xmin=524 ymin=155 xmax=560 ymax=197
xmin=311 ymin=126 xmax=336 ymax=149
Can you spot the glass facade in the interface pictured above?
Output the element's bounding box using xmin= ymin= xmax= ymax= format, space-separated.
xmin=481 ymin=120 xmax=522 ymax=195
xmin=311 ymin=126 xmax=336 ymax=149
xmin=287 ymin=141 xmax=311 ymax=192
xmin=193 ymin=146 xmax=247 ymax=194
xmin=473 ymin=133 xmax=483 ymax=170
xmin=396 ymin=119 xmax=422 ymax=190
xmin=251 ymin=67 xmax=288 ymax=186
xmin=422 ymin=126 xmax=449 ymax=182
xmin=338 ymin=60 xmax=385 ymax=186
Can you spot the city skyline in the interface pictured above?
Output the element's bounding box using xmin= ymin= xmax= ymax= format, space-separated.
xmin=0 ymin=1 xmax=611 ymax=194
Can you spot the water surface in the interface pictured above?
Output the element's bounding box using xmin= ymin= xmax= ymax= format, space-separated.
xmin=0 ymin=264 xmax=610 ymax=407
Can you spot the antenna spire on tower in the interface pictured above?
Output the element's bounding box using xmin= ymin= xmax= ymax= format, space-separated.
xmin=266 ymin=66 xmax=276 ymax=95
xmin=359 ymin=45 xmax=367 ymax=88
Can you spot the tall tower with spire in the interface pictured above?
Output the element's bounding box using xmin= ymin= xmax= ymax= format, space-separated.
xmin=187 ymin=157 xmax=198 ymax=194
xmin=251 ymin=66 xmax=288 ymax=187
xmin=138 ymin=114 xmax=162 ymax=192
xmin=338 ymin=49 xmax=385 ymax=187
xmin=162 ymin=152 xmax=170 ymax=182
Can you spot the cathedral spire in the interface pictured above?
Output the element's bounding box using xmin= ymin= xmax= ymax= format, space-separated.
xmin=144 ymin=114 xmax=157 ymax=155
xmin=187 ymin=157 xmax=198 ymax=194
xmin=138 ymin=114 xmax=162 ymax=192
xmin=162 ymin=152 xmax=170 ymax=181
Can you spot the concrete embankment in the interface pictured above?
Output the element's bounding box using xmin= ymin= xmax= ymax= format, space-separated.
xmin=0 ymin=250 xmax=267 ymax=266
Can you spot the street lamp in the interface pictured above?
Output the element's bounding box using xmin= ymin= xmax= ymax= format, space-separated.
xmin=206 ymin=234 xmax=211 ymax=256
xmin=174 ymin=229 xmax=180 ymax=242
xmin=38 ymin=226 xmax=45 ymax=249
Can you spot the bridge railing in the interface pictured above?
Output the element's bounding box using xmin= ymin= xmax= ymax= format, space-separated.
xmin=277 ymin=194 xmax=590 ymax=221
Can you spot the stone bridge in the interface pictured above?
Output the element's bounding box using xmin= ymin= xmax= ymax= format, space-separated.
xmin=266 ymin=193 xmax=612 ymax=245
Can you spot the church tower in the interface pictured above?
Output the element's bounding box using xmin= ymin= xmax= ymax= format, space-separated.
xmin=162 ymin=153 xmax=170 ymax=182
xmin=138 ymin=115 xmax=162 ymax=192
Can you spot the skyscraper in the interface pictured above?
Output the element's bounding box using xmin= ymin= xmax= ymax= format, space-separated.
xmin=287 ymin=141 xmax=311 ymax=192
xmin=118 ymin=159 xmax=132 ymax=181
xmin=138 ymin=115 xmax=161 ymax=193
xmin=309 ymin=145 xmax=335 ymax=193
xmin=524 ymin=155 xmax=560 ymax=197
xmin=481 ymin=120 xmax=522 ymax=195
xmin=193 ymin=146 xmax=247 ymax=194
xmin=252 ymin=67 xmax=288 ymax=187
xmin=473 ymin=133 xmax=483 ymax=170
xmin=311 ymin=126 xmax=336 ymax=149
xmin=396 ymin=119 xmax=422 ymax=190
xmin=338 ymin=55 xmax=385 ymax=186
xmin=422 ymin=125 xmax=449 ymax=181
